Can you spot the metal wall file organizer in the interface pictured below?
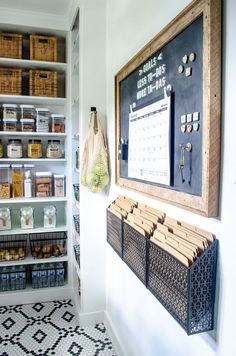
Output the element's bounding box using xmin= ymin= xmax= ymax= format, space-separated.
xmin=106 ymin=208 xmax=218 ymax=335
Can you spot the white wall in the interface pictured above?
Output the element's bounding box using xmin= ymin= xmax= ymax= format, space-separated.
xmin=106 ymin=0 xmax=236 ymax=355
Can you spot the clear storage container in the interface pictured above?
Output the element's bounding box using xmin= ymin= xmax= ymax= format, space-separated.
xmin=7 ymin=139 xmax=23 ymax=158
xmin=3 ymin=104 xmax=17 ymax=119
xmin=35 ymin=108 xmax=50 ymax=132
xmin=0 ymin=164 xmax=11 ymax=199
xmin=46 ymin=140 xmax=63 ymax=158
xmin=35 ymin=172 xmax=52 ymax=197
xmin=12 ymin=164 xmax=24 ymax=198
xmin=0 ymin=207 xmax=11 ymax=230
xmin=54 ymin=174 xmax=65 ymax=197
xmin=20 ymin=206 xmax=34 ymax=229
xmin=20 ymin=118 xmax=35 ymax=132
xmin=20 ymin=104 xmax=35 ymax=119
xmin=44 ymin=205 xmax=56 ymax=228
xmin=3 ymin=118 xmax=17 ymax=131
xmin=0 ymin=139 xmax=3 ymax=158
xmin=24 ymin=164 xmax=35 ymax=198
xmin=51 ymin=114 xmax=65 ymax=133
xmin=27 ymin=139 xmax=42 ymax=158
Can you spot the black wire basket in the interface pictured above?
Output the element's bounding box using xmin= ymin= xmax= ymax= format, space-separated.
xmin=106 ymin=208 xmax=123 ymax=257
xmin=30 ymin=262 xmax=66 ymax=289
xmin=29 ymin=231 xmax=67 ymax=259
xmin=73 ymin=214 xmax=80 ymax=234
xmin=73 ymin=184 xmax=80 ymax=202
xmin=0 ymin=234 xmax=27 ymax=261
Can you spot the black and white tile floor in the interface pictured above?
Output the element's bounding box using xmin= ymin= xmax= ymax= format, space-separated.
xmin=0 ymin=300 xmax=116 ymax=356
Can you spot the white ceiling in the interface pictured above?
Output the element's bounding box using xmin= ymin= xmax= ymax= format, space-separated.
xmin=0 ymin=0 xmax=73 ymax=16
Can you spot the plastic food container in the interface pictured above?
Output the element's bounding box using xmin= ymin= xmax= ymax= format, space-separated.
xmin=20 ymin=104 xmax=35 ymax=120
xmin=7 ymin=139 xmax=23 ymax=158
xmin=3 ymin=104 xmax=17 ymax=119
xmin=36 ymin=108 xmax=50 ymax=132
xmin=20 ymin=119 xmax=35 ymax=132
xmin=24 ymin=164 xmax=35 ymax=198
xmin=0 ymin=164 xmax=11 ymax=199
xmin=51 ymin=114 xmax=65 ymax=133
xmin=27 ymin=139 xmax=42 ymax=158
xmin=35 ymin=172 xmax=52 ymax=197
xmin=3 ymin=118 xmax=17 ymax=131
xmin=0 ymin=139 xmax=3 ymax=158
xmin=46 ymin=140 xmax=63 ymax=158
xmin=0 ymin=207 xmax=11 ymax=230
xmin=54 ymin=174 xmax=65 ymax=197
xmin=11 ymin=164 xmax=24 ymax=198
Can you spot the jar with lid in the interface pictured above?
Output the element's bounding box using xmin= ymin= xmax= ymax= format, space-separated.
xmin=20 ymin=119 xmax=35 ymax=132
xmin=20 ymin=206 xmax=34 ymax=229
xmin=35 ymin=172 xmax=52 ymax=197
xmin=0 ymin=207 xmax=11 ymax=231
xmin=11 ymin=164 xmax=23 ymax=198
xmin=3 ymin=104 xmax=17 ymax=119
xmin=53 ymin=174 xmax=65 ymax=197
xmin=46 ymin=140 xmax=63 ymax=158
xmin=51 ymin=114 xmax=65 ymax=133
xmin=44 ymin=205 xmax=56 ymax=228
xmin=35 ymin=108 xmax=50 ymax=133
xmin=27 ymin=139 xmax=42 ymax=158
xmin=0 ymin=164 xmax=11 ymax=199
xmin=0 ymin=139 xmax=3 ymax=158
xmin=7 ymin=139 xmax=23 ymax=158
xmin=3 ymin=118 xmax=17 ymax=131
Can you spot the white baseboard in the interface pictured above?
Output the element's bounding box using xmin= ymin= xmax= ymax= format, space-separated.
xmin=79 ymin=310 xmax=105 ymax=326
xmin=104 ymin=311 xmax=128 ymax=356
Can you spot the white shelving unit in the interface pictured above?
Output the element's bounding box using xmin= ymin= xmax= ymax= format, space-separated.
xmin=0 ymin=23 xmax=71 ymax=304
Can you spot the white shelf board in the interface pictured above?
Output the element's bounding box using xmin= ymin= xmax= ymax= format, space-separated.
xmin=0 ymin=57 xmax=67 ymax=72
xmin=0 ymin=255 xmax=68 ymax=268
xmin=0 ymin=158 xmax=67 ymax=162
xmin=0 ymin=196 xmax=67 ymax=204
xmin=0 ymin=225 xmax=68 ymax=236
xmin=0 ymin=132 xmax=67 ymax=138
xmin=0 ymin=95 xmax=66 ymax=106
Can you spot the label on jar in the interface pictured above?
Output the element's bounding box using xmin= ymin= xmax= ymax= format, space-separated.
xmin=7 ymin=144 xmax=23 ymax=158
xmin=46 ymin=145 xmax=62 ymax=158
xmin=28 ymin=144 xmax=42 ymax=158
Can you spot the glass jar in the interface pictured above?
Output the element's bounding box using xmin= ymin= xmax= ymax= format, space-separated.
xmin=53 ymin=174 xmax=65 ymax=197
xmin=3 ymin=104 xmax=17 ymax=119
xmin=20 ymin=105 xmax=35 ymax=120
xmin=0 ymin=139 xmax=3 ymax=158
xmin=51 ymin=114 xmax=65 ymax=133
xmin=27 ymin=139 xmax=42 ymax=158
xmin=0 ymin=207 xmax=11 ymax=231
xmin=44 ymin=205 xmax=56 ymax=228
xmin=35 ymin=172 xmax=52 ymax=197
xmin=7 ymin=139 xmax=23 ymax=158
xmin=0 ymin=164 xmax=11 ymax=199
xmin=3 ymin=118 xmax=17 ymax=131
xmin=46 ymin=140 xmax=63 ymax=158
xmin=20 ymin=119 xmax=35 ymax=132
xmin=35 ymin=108 xmax=50 ymax=133
xmin=11 ymin=164 xmax=24 ymax=198
xmin=20 ymin=206 xmax=34 ymax=229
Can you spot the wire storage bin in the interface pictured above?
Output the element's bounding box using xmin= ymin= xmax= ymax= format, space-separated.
xmin=29 ymin=231 xmax=67 ymax=259
xmin=147 ymin=239 xmax=218 ymax=335
xmin=74 ymin=244 xmax=80 ymax=267
xmin=30 ymin=262 xmax=66 ymax=288
xmin=30 ymin=35 xmax=57 ymax=62
xmin=73 ymin=214 xmax=80 ymax=234
xmin=107 ymin=208 xmax=123 ymax=257
xmin=0 ymin=234 xmax=27 ymax=261
xmin=73 ymin=184 xmax=80 ymax=202
xmin=123 ymin=221 xmax=149 ymax=285
xmin=0 ymin=33 xmax=23 ymax=59
xmin=0 ymin=265 xmax=26 ymax=292
xmin=0 ymin=68 xmax=22 ymax=95
xmin=29 ymin=69 xmax=57 ymax=97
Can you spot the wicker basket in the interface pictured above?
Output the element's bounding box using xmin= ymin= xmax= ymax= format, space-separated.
xmin=30 ymin=35 xmax=57 ymax=62
xmin=0 ymin=68 xmax=22 ymax=95
xmin=29 ymin=69 xmax=57 ymax=97
xmin=0 ymin=33 xmax=22 ymax=59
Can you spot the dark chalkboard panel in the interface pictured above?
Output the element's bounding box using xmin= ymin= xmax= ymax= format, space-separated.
xmin=115 ymin=0 xmax=221 ymax=217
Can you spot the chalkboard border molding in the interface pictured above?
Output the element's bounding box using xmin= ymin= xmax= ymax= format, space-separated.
xmin=115 ymin=0 xmax=221 ymax=217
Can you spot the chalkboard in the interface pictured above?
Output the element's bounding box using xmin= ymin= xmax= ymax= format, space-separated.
xmin=115 ymin=0 xmax=221 ymax=217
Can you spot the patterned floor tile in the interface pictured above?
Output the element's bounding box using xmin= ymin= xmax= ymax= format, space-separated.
xmin=0 ymin=300 xmax=116 ymax=356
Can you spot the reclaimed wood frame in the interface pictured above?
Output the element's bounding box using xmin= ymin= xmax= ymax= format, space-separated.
xmin=115 ymin=0 xmax=221 ymax=217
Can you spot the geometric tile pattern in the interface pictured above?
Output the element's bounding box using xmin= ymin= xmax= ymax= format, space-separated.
xmin=0 ymin=300 xmax=116 ymax=356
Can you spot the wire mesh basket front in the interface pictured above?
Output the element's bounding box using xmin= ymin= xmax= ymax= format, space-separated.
xmin=123 ymin=221 xmax=148 ymax=285
xmin=73 ymin=215 xmax=80 ymax=234
xmin=30 ymin=262 xmax=66 ymax=289
xmin=0 ymin=234 xmax=27 ymax=261
xmin=73 ymin=184 xmax=80 ymax=202
xmin=107 ymin=209 xmax=123 ymax=257
xmin=29 ymin=231 xmax=67 ymax=259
